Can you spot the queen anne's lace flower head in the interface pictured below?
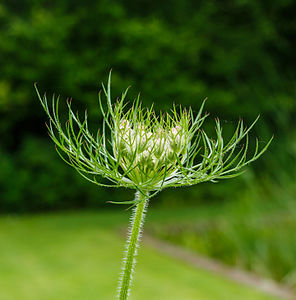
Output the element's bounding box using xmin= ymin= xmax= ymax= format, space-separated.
xmin=113 ymin=116 xmax=190 ymax=186
xmin=36 ymin=72 xmax=272 ymax=204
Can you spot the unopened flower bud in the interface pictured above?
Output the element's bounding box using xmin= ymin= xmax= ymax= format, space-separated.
xmin=119 ymin=119 xmax=130 ymax=130
xmin=154 ymin=137 xmax=165 ymax=158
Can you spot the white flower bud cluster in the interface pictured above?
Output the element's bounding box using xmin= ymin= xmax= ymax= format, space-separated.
xmin=115 ymin=119 xmax=186 ymax=170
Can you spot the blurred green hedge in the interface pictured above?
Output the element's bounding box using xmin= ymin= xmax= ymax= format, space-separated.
xmin=0 ymin=0 xmax=295 ymax=211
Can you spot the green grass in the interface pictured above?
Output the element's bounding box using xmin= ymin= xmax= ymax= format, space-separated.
xmin=0 ymin=210 xmax=283 ymax=300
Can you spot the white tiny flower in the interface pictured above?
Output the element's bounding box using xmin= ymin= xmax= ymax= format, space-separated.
xmin=153 ymin=137 xmax=166 ymax=158
xmin=146 ymin=131 xmax=152 ymax=139
xmin=170 ymin=125 xmax=185 ymax=153
xmin=171 ymin=125 xmax=181 ymax=136
xmin=119 ymin=119 xmax=130 ymax=130
xmin=141 ymin=150 xmax=150 ymax=160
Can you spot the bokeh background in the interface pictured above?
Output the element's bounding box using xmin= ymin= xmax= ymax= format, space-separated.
xmin=0 ymin=1 xmax=295 ymax=299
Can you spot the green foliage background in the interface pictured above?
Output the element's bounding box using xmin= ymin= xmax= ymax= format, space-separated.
xmin=0 ymin=0 xmax=295 ymax=211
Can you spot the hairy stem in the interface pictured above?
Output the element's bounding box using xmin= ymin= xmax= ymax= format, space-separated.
xmin=118 ymin=191 xmax=149 ymax=300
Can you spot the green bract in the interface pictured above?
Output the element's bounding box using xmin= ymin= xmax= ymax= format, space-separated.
xmin=35 ymin=72 xmax=272 ymax=203
xmin=36 ymin=72 xmax=272 ymax=300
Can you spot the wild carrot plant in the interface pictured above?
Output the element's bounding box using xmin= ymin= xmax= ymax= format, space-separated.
xmin=36 ymin=72 xmax=272 ymax=300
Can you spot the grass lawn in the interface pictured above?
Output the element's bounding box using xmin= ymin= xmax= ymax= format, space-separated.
xmin=0 ymin=210 xmax=283 ymax=300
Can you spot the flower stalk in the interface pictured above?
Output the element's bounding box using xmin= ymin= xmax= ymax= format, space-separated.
xmin=118 ymin=191 xmax=149 ymax=300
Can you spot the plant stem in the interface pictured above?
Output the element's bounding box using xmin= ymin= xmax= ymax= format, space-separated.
xmin=118 ymin=191 xmax=149 ymax=300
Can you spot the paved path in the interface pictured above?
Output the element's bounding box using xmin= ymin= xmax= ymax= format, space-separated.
xmin=143 ymin=234 xmax=296 ymax=300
